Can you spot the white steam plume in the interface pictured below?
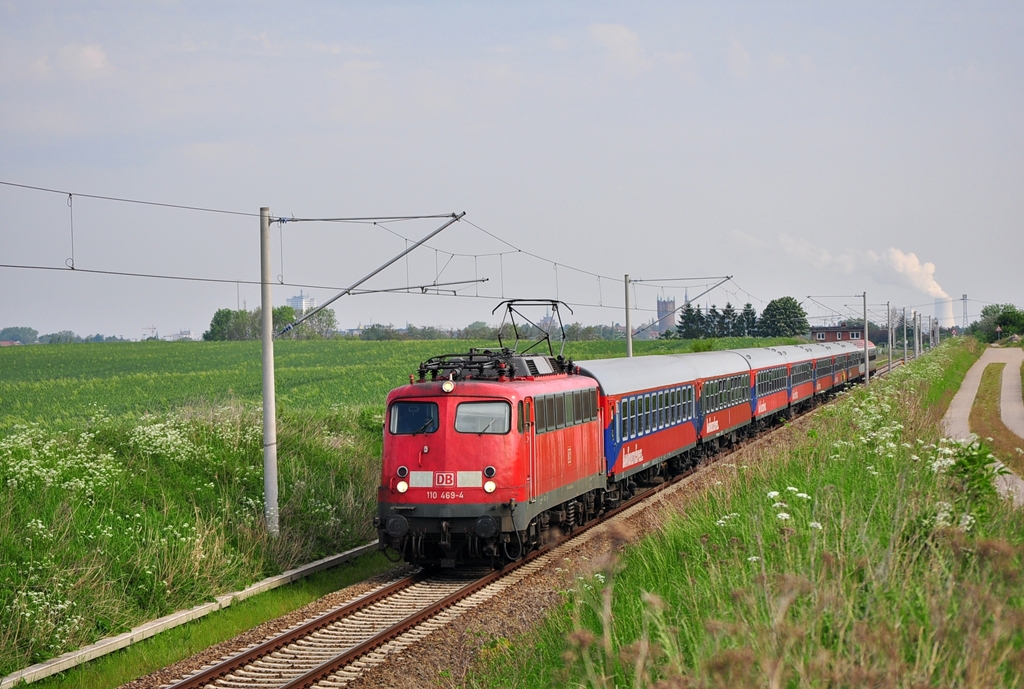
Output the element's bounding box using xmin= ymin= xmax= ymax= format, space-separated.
xmin=778 ymin=237 xmax=955 ymax=326
xmin=868 ymin=248 xmax=948 ymax=298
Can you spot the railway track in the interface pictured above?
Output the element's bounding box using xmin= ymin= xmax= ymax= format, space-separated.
xmin=163 ymin=372 xmax=896 ymax=689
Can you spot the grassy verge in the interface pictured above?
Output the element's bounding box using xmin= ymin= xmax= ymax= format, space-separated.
xmin=31 ymin=552 xmax=397 ymax=689
xmin=467 ymin=338 xmax=1024 ymax=687
xmin=0 ymin=405 xmax=383 ymax=676
xmin=919 ymin=336 xmax=982 ymax=415
xmin=971 ymin=363 xmax=1024 ymax=476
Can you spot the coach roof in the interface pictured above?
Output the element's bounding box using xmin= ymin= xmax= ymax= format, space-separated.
xmin=577 ymin=350 xmax=751 ymax=396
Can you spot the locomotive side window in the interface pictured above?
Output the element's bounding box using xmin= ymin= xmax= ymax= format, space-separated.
xmin=630 ymin=398 xmax=637 ymax=438
xmin=546 ymin=396 xmax=557 ymax=431
xmin=564 ymin=393 xmax=574 ymax=427
xmin=455 ymin=401 xmax=511 ymax=434
xmin=645 ymin=395 xmax=651 ymax=433
xmin=517 ymin=400 xmax=524 ymax=433
xmin=389 ymin=401 xmax=439 ymax=435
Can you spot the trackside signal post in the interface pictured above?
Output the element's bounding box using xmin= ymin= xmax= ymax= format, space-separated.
xmin=260 ymin=207 xmax=280 ymax=537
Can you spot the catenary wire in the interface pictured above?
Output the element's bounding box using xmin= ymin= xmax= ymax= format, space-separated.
xmin=0 ymin=180 xmax=452 ymax=223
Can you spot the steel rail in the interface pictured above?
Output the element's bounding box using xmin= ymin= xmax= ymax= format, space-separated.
xmin=165 ymin=571 xmax=427 ymax=689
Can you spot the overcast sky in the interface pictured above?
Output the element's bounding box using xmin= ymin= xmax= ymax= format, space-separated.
xmin=2 ymin=1 xmax=1021 ymax=339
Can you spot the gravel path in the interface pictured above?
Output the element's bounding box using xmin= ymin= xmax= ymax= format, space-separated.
xmin=942 ymin=345 xmax=1024 ymax=506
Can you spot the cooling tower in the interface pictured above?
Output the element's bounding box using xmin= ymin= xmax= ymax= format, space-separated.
xmin=935 ymin=298 xmax=955 ymax=328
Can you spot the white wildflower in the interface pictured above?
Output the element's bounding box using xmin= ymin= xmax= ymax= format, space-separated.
xmin=796 ymin=493 xmax=811 ymax=500
xmin=747 ymin=556 xmax=760 ymax=562
xmin=772 ymin=501 xmax=788 ymax=508
xmin=809 ymin=521 xmax=823 ymax=530
xmin=787 ymin=487 xmax=799 ymax=492
xmin=767 ymin=491 xmax=780 ymax=499
xmin=958 ymin=513 xmax=976 ymax=532
xmin=776 ymin=512 xmax=791 ymax=521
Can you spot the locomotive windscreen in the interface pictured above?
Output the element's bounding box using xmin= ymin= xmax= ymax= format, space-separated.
xmin=390 ymin=402 xmax=439 ymax=435
xmin=455 ymin=401 xmax=511 ymax=434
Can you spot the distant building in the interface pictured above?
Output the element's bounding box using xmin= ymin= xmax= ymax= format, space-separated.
xmin=165 ymin=330 xmax=197 ymax=342
xmin=656 ymin=297 xmax=676 ymax=335
xmin=809 ymin=323 xmax=864 ymax=343
xmin=287 ymin=291 xmax=317 ymax=314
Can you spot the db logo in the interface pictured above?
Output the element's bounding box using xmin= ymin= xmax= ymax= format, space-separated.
xmin=435 ymin=472 xmax=455 ymax=486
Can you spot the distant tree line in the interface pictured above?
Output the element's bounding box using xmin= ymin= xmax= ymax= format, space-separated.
xmin=356 ymin=321 xmax=625 ymax=342
xmin=0 ymin=326 xmax=128 ymax=344
xmin=662 ymin=297 xmax=810 ymax=339
xmin=966 ymin=303 xmax=1024 ymax=343
xmin=202 ymin=306 xmax=338 ymax=341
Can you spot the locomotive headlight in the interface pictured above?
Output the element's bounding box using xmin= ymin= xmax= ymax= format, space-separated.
xmin=441 ymin=380 xmax=456 ymax=393
xmin=483 ymin=480 xmax=496 ymax=493
xmin=396 ymin=480 xmax=409 ymax=494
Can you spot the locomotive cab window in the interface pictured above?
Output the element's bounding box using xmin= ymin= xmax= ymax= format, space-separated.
xmin=455 ymin=401 xmax=511 ymax=434
xmin=389 ymin=401 xmax=439 ymax=435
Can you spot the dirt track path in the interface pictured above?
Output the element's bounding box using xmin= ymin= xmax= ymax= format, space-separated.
xmin=942 ymin=346 xmax=1024 ymax=506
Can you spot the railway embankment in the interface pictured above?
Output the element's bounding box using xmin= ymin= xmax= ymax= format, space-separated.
xmin=452 ymin=337 xmax=1024 ymax=688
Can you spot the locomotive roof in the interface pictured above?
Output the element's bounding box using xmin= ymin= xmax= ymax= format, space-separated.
xmin=577 ymin=350 xmax=750 ymax=396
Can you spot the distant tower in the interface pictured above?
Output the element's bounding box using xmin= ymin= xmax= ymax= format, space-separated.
xmin=962 ymin=294 xmax=968 ymax=330
xmin=287 ymin=290 xmax=317 ymax=314
xmin=656 ymin=296 xmax=676 ymax=335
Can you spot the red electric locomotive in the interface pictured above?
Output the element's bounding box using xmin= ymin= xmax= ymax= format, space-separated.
xmin=375 ymin=302 xmax=876 ymax=568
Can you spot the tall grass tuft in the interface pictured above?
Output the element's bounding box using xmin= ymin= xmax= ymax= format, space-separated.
xmin=470 ymin=338 xmax=1024 ymax=687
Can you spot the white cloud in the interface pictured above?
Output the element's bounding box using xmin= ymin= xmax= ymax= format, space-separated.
xmin=57 ymin=44 xmax=112 ymax=80
xmin=779 ymin=233 xmax=856 ymax=273
xmin=589 ymin=23 xmax=651 ymax=71
xmin=727 ymin=37 xmax=750 ymax=78
xmin=547 ymin=35 xmax=568 ymax=51
xmin=28 ymin=55 xmax=49 ymax=79
xmin=768 ymin=52 xmax=790 ymax=71
xmin=661 ymin=51 xmax=698 ymax=84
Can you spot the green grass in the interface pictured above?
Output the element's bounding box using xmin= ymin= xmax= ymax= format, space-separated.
xmin=31 ymin=552 xmax=398 ymax=689
xmin=467 ymin=337 xmax=1024 ymax=687
xmin=919 ymin=336 xmax=982 ymax=413
xmin=0 ymin=335 xmax=797 ymax=678
xmin=0 ymin=338 xmax=797 ymax=430
xmin=0 ymin=404 xmax=384 ymax=676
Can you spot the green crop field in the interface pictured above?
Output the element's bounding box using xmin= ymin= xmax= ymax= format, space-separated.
xmin=0 ymin=337 xmax=796 ymax=429
xmin=0 ymin=335 xmax=798 ymax=677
